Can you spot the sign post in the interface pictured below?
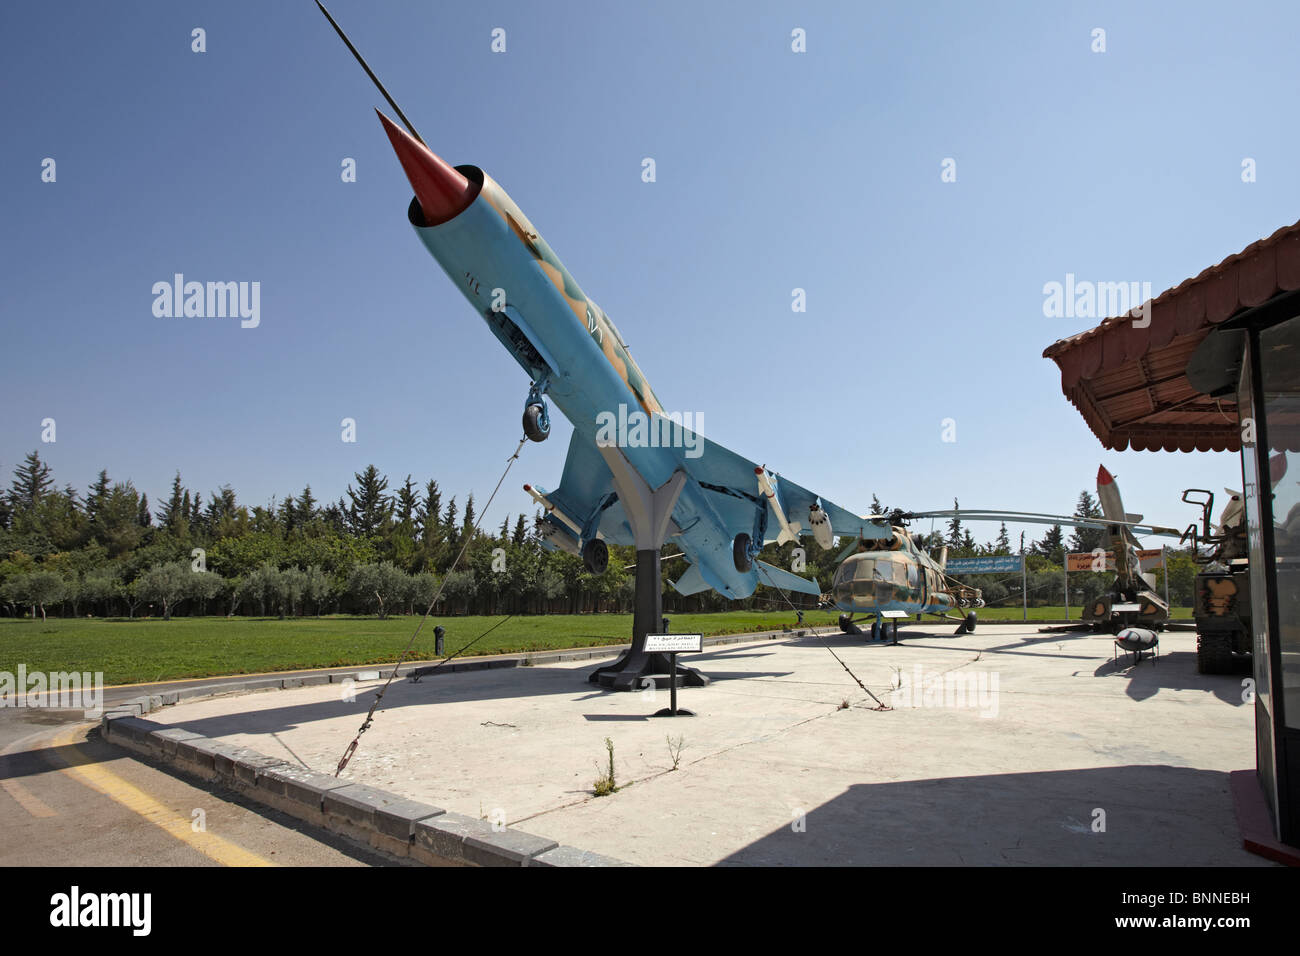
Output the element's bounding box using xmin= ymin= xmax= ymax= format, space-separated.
xmin=644 ymin=633 xmax=702 ymax=717
xmin=1162 ymin=546 xmax=1170 ymax=608
xmin=1021 ymin=534 xmax=1027 ymax=622
xmin=1064 ymin=566 xmax=1069 ymax=621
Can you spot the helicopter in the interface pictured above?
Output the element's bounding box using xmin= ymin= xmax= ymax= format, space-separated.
xmin=824 ymin=466 xmax=1184 ymax=642
xmin=826 ymin=517 xmax=978 ymax=642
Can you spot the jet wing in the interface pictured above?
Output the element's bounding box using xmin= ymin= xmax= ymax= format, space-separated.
xmin=770 ymin=472 xmax=894 ymax=542
xmin=532 ymin=422 xmax=880 ymax=599
xmin=673 ymin=427 xmax=891 ymax=543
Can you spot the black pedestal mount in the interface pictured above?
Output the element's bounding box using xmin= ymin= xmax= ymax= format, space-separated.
xmin=588 ymin=445 xmax=711 ymax=692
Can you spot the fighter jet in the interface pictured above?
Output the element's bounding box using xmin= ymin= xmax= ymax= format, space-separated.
xmin=316 ymin=2 xmax=885 ymax=606
xmin=1084 ymin=465 xmax=1172 ymax=629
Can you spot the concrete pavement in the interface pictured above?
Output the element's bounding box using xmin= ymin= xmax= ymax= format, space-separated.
xmin=130 ymin=623 xmax=1271 ymax=866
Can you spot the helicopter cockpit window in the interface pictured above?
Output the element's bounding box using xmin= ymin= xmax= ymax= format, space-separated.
xmin=879 ymin=559 xmax=907 ymax=585
xmin=838 ymin=556 xmax=911 ymax=607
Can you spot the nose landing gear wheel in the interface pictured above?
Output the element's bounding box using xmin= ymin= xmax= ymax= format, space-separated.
xmin=964 ymin=611 xmax=977 ymax=633
xmin=582 ymin=538 xmax=608 ymax=575
xmin=523 ymin=403 xmax=550 ymax=443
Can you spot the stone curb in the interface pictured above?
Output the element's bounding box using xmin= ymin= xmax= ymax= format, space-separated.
xmin=94 ymin=625 xmax=849 ymax=709
xmin=98 ymin=707 xmax=629 ymax=867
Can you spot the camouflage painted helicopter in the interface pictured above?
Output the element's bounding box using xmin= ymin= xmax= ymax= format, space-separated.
xmin=827 ymin=516 xmax=980 ymax=642
xmin=827 ymin=466 xmax=1184 ymax=642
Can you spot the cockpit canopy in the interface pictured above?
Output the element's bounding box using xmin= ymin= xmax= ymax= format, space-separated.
xmin=832 ymin=551 xmax=919 ymax=608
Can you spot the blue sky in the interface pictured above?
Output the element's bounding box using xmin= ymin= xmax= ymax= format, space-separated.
xmin=2 ymin=0 xmax=1296 ymax=550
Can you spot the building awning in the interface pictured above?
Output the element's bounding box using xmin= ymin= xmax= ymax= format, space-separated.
xmin=1042 ymin=219 xmax=1300 ymax=452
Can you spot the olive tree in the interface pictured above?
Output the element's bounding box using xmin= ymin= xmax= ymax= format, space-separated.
xmin=135 ymin=561 xmax=191 ymax=621
xmin=347 ymin=562 xmax=407 ymax=618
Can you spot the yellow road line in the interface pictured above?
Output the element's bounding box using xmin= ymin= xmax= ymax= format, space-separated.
xmin=0 ymin=776 xmax=58 ymax=818
xmin=50 ymin=724 xmax=276 ymax=867
xmin=0 ymin=730 xmax=60 ymax=819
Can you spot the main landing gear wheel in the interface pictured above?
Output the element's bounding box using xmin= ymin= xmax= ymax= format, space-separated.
xmin=964 ymin=611 xmax=977 ymax=633
xmin=523 ymin=403 xmax=550 ymax=443
xmin=870 ymin=620 xmax=881 ymax=641
xmin=582 ymin=538 xmax=608 ymax=575
xmin=733 ymin=533 xmax=753 ymax=573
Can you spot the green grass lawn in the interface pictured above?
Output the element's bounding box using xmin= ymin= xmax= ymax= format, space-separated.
xmin=0 ymin=611 xmax=834 ymax=686
xmin=0 ymin=605 xmax=1193 ymax=686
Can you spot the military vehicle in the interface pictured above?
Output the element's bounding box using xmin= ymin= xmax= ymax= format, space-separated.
xmin=1181 ymin=488 xmax=1252 ymax=674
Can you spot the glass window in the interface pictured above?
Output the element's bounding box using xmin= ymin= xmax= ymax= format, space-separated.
xmin=888 ymin=560 xmax=907 ymax=586
xmin=1260 ymin=317 xmax=1300 ymax=729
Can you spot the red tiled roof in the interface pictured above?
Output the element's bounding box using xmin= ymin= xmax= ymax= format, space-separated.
xmin=1042 ymin=219 xmax=1300 ymax=452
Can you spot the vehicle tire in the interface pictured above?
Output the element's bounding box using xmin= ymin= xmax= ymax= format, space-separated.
xmin=582 ymin=538 xmax=608 ymax=575
xmin=1197 ymin=627 xmax=1235 ymax=674
xmin=870 ymin=620 xmax=880 ymax=641
xmin=733 ymin=533 xmax=753 ymax=573
xmin=965 ymin=611 xmax=977 ymax=633
xmin=523 ymin=403 xmax=550 ymax=442
xmin=838 ymin=613 xmax=853 ymax=634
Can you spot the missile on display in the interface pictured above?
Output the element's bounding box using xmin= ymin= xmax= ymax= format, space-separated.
xmin=808 ymin=503 xmax=834 ymax=549
xmin=1114 ymin=626 xmax=1159 ymax=664
xmin=756 ymin=467 xmax=801 ymax=546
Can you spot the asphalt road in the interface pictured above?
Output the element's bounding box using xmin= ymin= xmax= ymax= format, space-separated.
xmin=0 ymin=705 xmax=397 ymax=867
xmin=0 ymin=634 xmax=740 ymax=867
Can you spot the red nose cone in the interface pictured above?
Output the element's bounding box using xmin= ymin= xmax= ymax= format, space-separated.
xmin=376 ymin=110 xmax=474 ymax=226
xmin=1097 ymin=465 xmax=1114 ymax=486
